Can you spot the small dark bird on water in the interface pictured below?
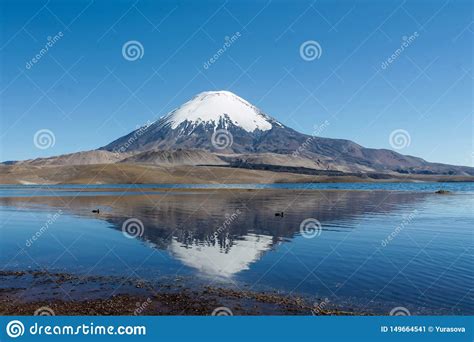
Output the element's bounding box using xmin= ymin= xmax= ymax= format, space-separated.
xmin=275 ymin=212 xmax=284 ymax=217
xmin=92 ymin=209 xmax=100 ymax=214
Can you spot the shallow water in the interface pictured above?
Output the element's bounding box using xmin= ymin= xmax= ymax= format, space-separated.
xmin=0 ymin=181 xmax=473 ymax=196
xmin=0 ymin=183 xmax=472 ymax=315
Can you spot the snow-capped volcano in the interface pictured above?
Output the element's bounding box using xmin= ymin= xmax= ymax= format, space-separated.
xmin=163 ymin=91 xmax=274 ymax=132
xmin=101 ymin=90 xmax=288 ymax=153
xmin=98 ymin=90 xmax=473 ymax=175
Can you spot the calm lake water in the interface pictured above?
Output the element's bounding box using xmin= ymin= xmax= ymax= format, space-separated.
xmin=0 ymin=182 xmax=472 ymax=315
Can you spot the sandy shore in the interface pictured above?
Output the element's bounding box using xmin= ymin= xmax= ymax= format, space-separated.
xmin=1 ymin=164 xmax=472 ymax=185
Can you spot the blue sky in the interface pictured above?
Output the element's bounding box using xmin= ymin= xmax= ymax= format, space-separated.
xmin=0 ymin=0 xmax=472 ymax=166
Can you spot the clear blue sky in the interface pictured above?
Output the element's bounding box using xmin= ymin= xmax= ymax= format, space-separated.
xmin=1 ymin=0 xmax=472 ymax=166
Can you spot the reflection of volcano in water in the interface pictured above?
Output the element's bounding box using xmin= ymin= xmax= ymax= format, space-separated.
xmin=0 ymin=189 xmax=430 ymax=278
xmin=2 ymin=187 xmax=472 ymax=315
xmin=170 ymin=233 xmax=274 ymax=277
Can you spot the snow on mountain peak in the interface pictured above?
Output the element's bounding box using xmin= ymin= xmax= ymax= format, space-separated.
xmin=163 ymin=90 xmax=273 ymax=132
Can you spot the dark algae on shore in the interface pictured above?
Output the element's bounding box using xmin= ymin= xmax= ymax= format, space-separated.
xmin=0 ymin=271 xmax=363 ymax=316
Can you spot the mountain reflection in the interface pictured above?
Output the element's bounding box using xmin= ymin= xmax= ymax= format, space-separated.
xmin=170 ymin=234 xmax=274 ymax=277
xmin=0 ymin=189 xmax=429 ymax=277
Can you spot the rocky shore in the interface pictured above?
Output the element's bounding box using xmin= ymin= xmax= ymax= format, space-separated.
xmin=0 ymin=271 xmax=363 ymax=316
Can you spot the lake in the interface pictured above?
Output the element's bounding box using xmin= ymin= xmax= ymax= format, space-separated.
xmin=0 ymin=182 xmax=472 ymax=315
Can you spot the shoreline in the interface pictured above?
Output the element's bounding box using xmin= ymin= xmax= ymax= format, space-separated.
xmin=0 ymin=271 xmax=363 ymax=316
xmin=1 ymin=164 xmax=472 ymax=185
